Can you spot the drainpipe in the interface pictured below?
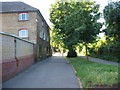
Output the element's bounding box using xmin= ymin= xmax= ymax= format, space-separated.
xmin=14 ymin=38 xmax=19 ymax=67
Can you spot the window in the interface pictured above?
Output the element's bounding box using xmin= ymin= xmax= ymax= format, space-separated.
xmin=19 ymin=30 xmax=28 ymax=37
xmin=19 ymin=13 xmax=29 ymax=20
xmin=43 ymin=33 xmax=46 ymax=40
xmin=45 ymin=35 xmax=47 ymax=41
xmin=40 ymin=31 xmax=43 ymax=39
xmin=40 ymin=31 xmax=47 ymax=40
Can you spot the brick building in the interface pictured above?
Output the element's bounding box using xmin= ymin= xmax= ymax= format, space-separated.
xmin=0 ymin=1 xmax=52 ymax=61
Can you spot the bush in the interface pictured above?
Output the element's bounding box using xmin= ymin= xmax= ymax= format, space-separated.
xmin=67 ymin=49 xmax=77 ymax=57
xmin=102 ymin=55 xmax=119 ymax=63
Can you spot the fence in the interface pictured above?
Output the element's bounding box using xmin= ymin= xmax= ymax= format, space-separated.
xmin=0 ymin=32 xmax=35 ymax=82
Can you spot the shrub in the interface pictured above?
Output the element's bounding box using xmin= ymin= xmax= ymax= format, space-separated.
xmin=102 ymin=55 xmax=119 ymax=63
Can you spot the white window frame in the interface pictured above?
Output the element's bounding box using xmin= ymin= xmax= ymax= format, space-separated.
xmin=40 ymin=31 xmax=43 ymax=39
xmin=19 ymin=13 xmax=29 ymax=21
xmin=43 ymin=33 xmax=45 ymax=40
xmin=19 ymin=30 xmax=28 ymax=37
xmin=45 ymin=34 xmax=47 ymax=41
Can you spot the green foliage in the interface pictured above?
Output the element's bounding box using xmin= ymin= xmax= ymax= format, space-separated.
xmin=102 ymin=55 xmax=119 ymax=62
xmin=68 ymin=57 xmax=119 ymax=88
xmin=76 ymin=43 xmax=84 ymax=54
xmin=83 ymin=1 xmax=120 ymax=62
xmin=50 ymin=28 xmax=66 ymax=53
xmin=103 ymin=1 xmax=120 ymax=39
xmin=112 ymin=41 xmax=120 ymax=59
xmin=50 ymin=1 xmax=102 ymax=57
xmin=88 ymin=37 xmax=120 ymax=62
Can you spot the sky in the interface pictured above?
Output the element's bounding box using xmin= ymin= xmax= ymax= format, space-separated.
xmin=1 ymin=0 xmax=119 ymax=37
xmin=1 ymin=0 xmax=119 ymax=25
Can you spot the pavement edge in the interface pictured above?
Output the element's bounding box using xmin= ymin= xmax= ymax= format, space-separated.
xmin=64 ymin=56 xmax=83 ymax=89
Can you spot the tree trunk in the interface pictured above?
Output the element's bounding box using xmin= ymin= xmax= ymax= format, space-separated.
xmin=85 ymin=43 xmax=88 ymax=60
xmin=67 ymin=46 xmax=77 ymax=57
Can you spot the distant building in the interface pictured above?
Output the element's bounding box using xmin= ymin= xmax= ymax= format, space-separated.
xmin=0 ymin=1 xmax=52 ymax=60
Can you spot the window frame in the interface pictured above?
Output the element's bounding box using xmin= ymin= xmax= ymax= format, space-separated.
xmin=19 ymin=30 xmax=28 ymax=38
xmin=40 ymin=31 xmax=43 ymax=39
xmin=19 ymin=13 xmax=29 ymax=21
xmin=43 ymin=33 xmax=45 ymax=40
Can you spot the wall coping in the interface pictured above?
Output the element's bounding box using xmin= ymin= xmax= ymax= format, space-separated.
xmin=0 ymin=32 xmax=34 ymax=45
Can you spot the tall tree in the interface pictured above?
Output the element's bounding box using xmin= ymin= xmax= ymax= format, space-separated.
xmin=50 ymin=1 xmax=102 ymax=58
xmin=64 ymin=1 xmax=102 ymax=59
xmin=50 ymin=1 xmax=78 ymax=57
xmin=103 ymin=1 xmax=120 ymax=59
xmin=103 ymin=1 xmax=120 ymax=40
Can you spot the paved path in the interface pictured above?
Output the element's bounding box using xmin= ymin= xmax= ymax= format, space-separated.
xmin=3 ymin=56 xmax=80 ymax=88
xmin=79 ymin=56 xmax=120 ymax=67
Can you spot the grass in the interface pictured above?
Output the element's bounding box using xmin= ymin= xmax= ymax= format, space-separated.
xmin=67 ymin=57 xmax=119 ymax=88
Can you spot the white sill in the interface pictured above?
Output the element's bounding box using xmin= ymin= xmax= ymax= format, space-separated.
xmin=18 ymin=20 xmax=29 ymax=21
xmin=19 ymin=36 xmax=28 ymax=38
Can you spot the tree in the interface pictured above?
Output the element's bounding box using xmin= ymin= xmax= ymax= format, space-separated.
xmin=103 ymin=1 xmax=120 ymax=40
xmin=103 ymin=1 xmax=120 ymax=59
xmin=64 ymin=1 xmax=102 ymax=59
xmin=50 ymin=28 xmax=65 ymax=53
xmin=50 ymin=1 xmax=102 ymax=58
xmin=50 ymin=1 xmax=78 ymax=57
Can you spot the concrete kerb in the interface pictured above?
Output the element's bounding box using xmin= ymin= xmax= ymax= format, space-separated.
xmin=64 ymin=56 xmax=83 ymax=89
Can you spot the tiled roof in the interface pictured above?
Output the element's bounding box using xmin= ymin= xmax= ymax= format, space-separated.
xmin=0 ymin=1 xmax=38 ymax=13
xmin=0 ymin=1 xmax=50 ymax=29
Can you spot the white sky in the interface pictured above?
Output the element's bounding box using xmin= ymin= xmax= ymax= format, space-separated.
xmin=1 ymin=0 xmax=119 ymax=38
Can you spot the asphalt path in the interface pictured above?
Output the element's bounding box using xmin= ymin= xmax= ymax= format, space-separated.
xmin=3 ymin=56 xmax=80 ymax=88
xmin=79 ymin=56 xmax=119 ymax=67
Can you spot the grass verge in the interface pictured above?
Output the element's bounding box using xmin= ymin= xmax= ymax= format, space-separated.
xmin=67 ymin=57 xmax=119 ymax=88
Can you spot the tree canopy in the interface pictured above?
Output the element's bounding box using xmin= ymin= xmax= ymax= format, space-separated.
xmin=50 ymin=1 xmax=102 ymax=58
xmin=103 ymin=1 xmax=120 ymax=59
xmin=103 ymin=1 xmax=120 ymax=39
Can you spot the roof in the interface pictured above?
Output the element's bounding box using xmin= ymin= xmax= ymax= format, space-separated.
xmin=0 ymin=1 xmax=38 ymax=13
xmin=0 ymin=1 xmax=50 ymax=29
